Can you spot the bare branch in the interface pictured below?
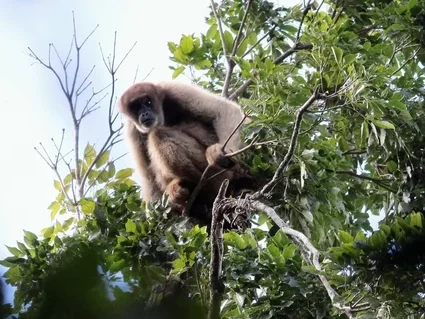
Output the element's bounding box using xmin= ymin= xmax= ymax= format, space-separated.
xmin=133 ymin=65 xmax=139 ymax=84
xmin=142 ymin=67 xmax=155 ymax=81
xmin=76 ymin=65 xmax=96 ymax=96
xmin=115 ymin=41 xmax=137 ymax=72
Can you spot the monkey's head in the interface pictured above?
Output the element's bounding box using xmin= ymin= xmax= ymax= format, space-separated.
xmin=118 ymin=82 xmax=165 ymax=134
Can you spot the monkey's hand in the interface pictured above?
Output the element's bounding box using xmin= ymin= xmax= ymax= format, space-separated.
xmin=206 ymin=143 xmax=236 ymax=169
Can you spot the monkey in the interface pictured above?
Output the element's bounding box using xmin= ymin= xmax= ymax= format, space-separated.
xmin=117 ymin=81 xmax=250 ymax=219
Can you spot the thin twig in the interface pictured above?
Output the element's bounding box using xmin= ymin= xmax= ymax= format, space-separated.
xmin=225 ymin=139 xmax=276 ymax=157
xmin=133 ymin=65 xmax=139 ymax=84
xmin=222 ymin=112 xmax=249 ymax=152
xmin=142 ymin=67 xmax=155 ymax=81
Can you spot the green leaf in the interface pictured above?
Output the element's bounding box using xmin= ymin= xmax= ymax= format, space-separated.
xmin=41 ymin=225 xmax=55 ymax=239
xmin=23 ymin=230 xmax=38 ymax=248
xmin=236 ymin=38 xmax=248 ymax=56
xmin=331 ymin=47 xmax=343 ymax=65
xmin=6 ymin=246 xmax=24 ymax=258
xmin=64 ymin=174 xmax=73 ymax=185
xmin=125 ymin=219 xmax=137 ymax=234
xmin=223 ymin=30 xmax=233 ymax=53
xmin=369 ymin=231 xmax=387 ymax=250
xmin=372 ymin=120 xmax=395 ymax=130
xmin=343 ymin=54 xmax=356 ymax=66
xmin=173 ymin=49 xmax=187 ymax=64
xmin=387 ymin=160 xmax=397 ymax=173
xmin=63 ymin=217 xmax=75 ymax=231
xmin=16 ymin=242 xmax=27 ymax=254
xmin=338 ymin=231 xmax=354 ymax=243
xmin=49 ymin=201 xmax=61 ymax=220
xmin=116 ymin=168 xmax=133 ymax=179
xmin=172 ymin=66 xmax=185 ymax=79
xmin=95 ymin=150 xmax=110 ymax=168
xmin=110 ymin=259 xmax=126 ymax=273
xmin=410 ymin=212 xmax=423 ymax=230
xmin=167 ymin=41 xmax=177 ymax=53
xmin=79 ymin=198 xmax=95 ymax=215
xmin=224 ymin=232 xmax=247 ymax=250
xmin=283 ymin=244 xmax=296 ymax=259
xmin=180 ymin=35 xmax=194 ymax=54
xmin=281 ymin=24 xmax=298 ymax=34
xmin=53 ymin=180 xmax=62 ymax=191
xmin=108 ymin=162 xmax=116 ymax=178
xmin=84 ymin=143 xmax=96 ymax=164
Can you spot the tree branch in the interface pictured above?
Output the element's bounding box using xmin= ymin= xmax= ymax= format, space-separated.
xmin=256 ymin=90 xmax=323 ymax=196
xmin=336 ymin=170 xmax=396 ymax=193
xmin=208 ymin=180 xmax=229 ymax=319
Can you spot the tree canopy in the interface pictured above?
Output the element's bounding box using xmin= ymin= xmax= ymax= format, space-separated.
xmin=3 ymin=0 xmax=425 ymax=318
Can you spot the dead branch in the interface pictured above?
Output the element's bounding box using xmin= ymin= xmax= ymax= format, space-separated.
xmin=30 ymin=14 xmax=135 ymax=219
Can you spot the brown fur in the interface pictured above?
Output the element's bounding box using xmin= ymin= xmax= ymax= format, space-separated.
xmin=117 ymin=81 xmax=246 ymax=216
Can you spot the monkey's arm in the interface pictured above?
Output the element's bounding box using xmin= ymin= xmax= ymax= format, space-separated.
xmin=158 ymin=81 xmax=245 ymax=153
xmin=123 ymin=121 xmax=161 ymax=201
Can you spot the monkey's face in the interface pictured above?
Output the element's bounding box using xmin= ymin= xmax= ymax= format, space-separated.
xmin=118 ymin=83 xmax=165 ymax=134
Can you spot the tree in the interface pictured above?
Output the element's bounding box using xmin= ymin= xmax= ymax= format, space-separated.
xmin=3 ymin=0 xmax=425 ymax=318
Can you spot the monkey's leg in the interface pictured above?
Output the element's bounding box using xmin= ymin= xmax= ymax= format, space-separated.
xmin=147 ymin=127 xmax=210 ymax=207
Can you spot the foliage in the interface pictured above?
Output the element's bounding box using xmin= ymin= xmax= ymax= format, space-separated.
xmin=4 ymin=0 xmax=425 ymax=318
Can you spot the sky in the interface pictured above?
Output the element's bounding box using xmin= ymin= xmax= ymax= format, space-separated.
xmin=0 ymin=0 xmax=214 ymax=257
xmin=0 ymin=0 xmax=218 ymax=304
xmin=0 ymin=0 xmax=379 ymax=306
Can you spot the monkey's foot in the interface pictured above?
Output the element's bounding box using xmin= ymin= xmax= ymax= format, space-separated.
xmin=206 ymin=143 xmax=235 ymax=169
xmin=166 ymin=179 xmax=191 ymax=208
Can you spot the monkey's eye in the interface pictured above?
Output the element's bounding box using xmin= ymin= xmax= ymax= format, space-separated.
xmin=143 ymin=97 xmax=152 ymax=108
